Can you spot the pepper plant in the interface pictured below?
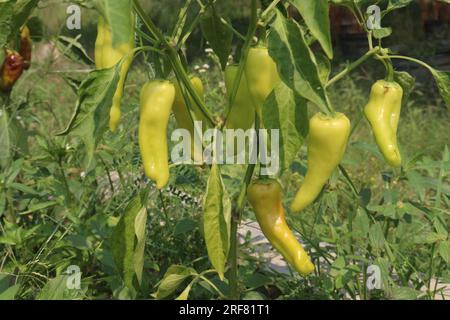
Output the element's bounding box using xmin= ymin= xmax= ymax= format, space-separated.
xmin=0 ymin=0 xmax=449 ymax=300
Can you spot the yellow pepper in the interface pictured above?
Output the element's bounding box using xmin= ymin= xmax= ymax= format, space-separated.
xmin=139 ymin=80 xmax=175 ymax=189
xmin=247 ymin=179 xmax=315 ymax=276
xmin=364 ymin=80 xmax=403 ymax=167
xmin=291 ymin=113 xmax=351 ymax=213
xmin=245 ymin=46 xmax=281 ymax=115
xmin=172 ymin=76 xmax=208 ymax=164
xmin=224 ymin=64 xmax=256 ymax=130
xmin=95 ymin=16 xmax=135 ymax=132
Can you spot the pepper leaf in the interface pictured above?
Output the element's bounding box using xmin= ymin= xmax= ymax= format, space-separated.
xmin=0 ymin=0 xmax=39 ymax=48
xmin=288 ymin=0 xmax=333 ymax=59
xmin=102 ymin=0 xmax=134 ymax=46
xmin=429 ymin=69 xmax=450 ymax=111
xmin=111 ymin=193 xmax=148 ymax=291
xmin=269 ymin=10 xmax=330 ymax=114
xmin=200 ymin=6 xmax=233 ymax=70
xmin=57 ymin=62 xmax=121 ymax=170
xmin=154 ymin=265 xmax=197 ymax=300
xmin=394 ymin=71 xmax=415 ymax=104
xmin=203 ymin=164 xmax=231 ymax=280
xmin=263 ymin=82 xmax=308 ymax=175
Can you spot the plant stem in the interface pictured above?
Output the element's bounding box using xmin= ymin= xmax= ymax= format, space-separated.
xmin=260 ymin=0 xmax=282 ymax=23
xmin=427 ymin=244 xmax=436 ymax=298
xmin=133 ymin=0 xmax=215 ymax=127
xmin=385 ymin=55 xmax=436 ymax=72
xmin=228 ymin=113 xmax=259 ymax=299
xmin=326 ymin=47 xmax=380 ymax=88
xmin=228 ymin=216 xmax=239 ymax=299
xmin=228 ymin=164 xmax=256 ymax=299
xmin=222 ymin=0 xmax=258 ymax=130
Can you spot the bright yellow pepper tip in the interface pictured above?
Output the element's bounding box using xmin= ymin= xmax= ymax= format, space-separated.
xmin=248 ymin=179 xmax=315 ymax=276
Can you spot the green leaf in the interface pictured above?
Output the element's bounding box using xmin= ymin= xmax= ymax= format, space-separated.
xmin=111 ymin=193 xmax=147 ymax=291
xmin=243 ymin=291 xmax=266 ymax=300
xmin=20 ymin=201 xmax=58 ymax=215
xmin=429 ymin=69 xmax=450 ymax=111
xmin=412 ymin=232 xmax=444 ymax=244
xmin=0 ymin=274 xmax=19 ymax=300
xmin=369 ymin=223 xmax=385 ymax=251
xmin=390 ymin=286 xmax=420 ymax=300
xmin=394 ymin=71 xmax=415 ymax=104
xmin=373 ymin=27 xmax=392 ymax=39
xmin=175 ymin=281 xmax=194 ymax=300
xmin=36 ymin=275 xmax=84 ymax=300
xmin=263 ymin=82 xmax=308 ymax=174
xmin=102 ymin=0 xmax=134 ymax=46
xmin=0 ymin=109 xmax=14 ymax=168
xmin=289 ymin=0 xmax=333 ymax=59
xmin=432 ymin=216 xmax=448 ymax=238
xmin=367 ymin=204 xmax=397 ymax=219
xmin=384 ymin=0 xmax=414 ymax=16
xmin=316 ymin=53 xmax=331 ymax=85
xmin=174 ymin=218 xmax=198 ymax=236
xmin=0 ymin=109 xmax=28 ymax=169
xmin=57 ymin=35 xmax=95 ymax=66
xmin=353 ymin=208 xmax=370 ymax=237
xmin=200 ymin=6 xmax=233 ymax=70
xmin=203 ymin=164 xmax=231 ymax=280
xmin=0 ymin=0 xmax=39 ymax=48
xmin=0 ymin=1 xmax=14 ymax=48
xmin=0 ymin=284 xmax=20 ymax=300
xmin=133 ymin=201 xmax=147 ymax=285
xmin=58 ymin=65 xmax=121 ymax=170
xmin=244 ymin=273 xmax=272 ymax=289
xmin=438 ymin=241 xmax=450 ymax=264
xmin=9 ymin=182 xmax=39 ymax=195
xmin=268 ymin=10 xmax=330 ymax=114
xmin=155 ymin=265 xmax=197 ymax=300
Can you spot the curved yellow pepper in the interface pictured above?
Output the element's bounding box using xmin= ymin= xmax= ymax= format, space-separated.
xmin=247 ymin=179 xmax=315 ymax=276
xmin=291 ymin=113 xmax=351 ymax=213
xmin=245 ymin=46 xmax=281 ymax=115
xmin=139 ymin=80 xmax=175 ymax=189
xmin=95 ymin=16 xmax=135 ymax=132
xmin=364 ymin=80 xmax=403 ymax=167
xmin=224 ymin=64 xmax=256 ymax=130
xmin=172 ymin=76 xmax=207 ymax=163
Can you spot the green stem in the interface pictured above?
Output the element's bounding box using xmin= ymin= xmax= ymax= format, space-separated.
xmin=427 ymin=244 xmax=436 ymax=298
xmin=133 ymin=0 xmax=216 ymax=127
xmin=175 ymin=1 xmax=215 ymax=51
xmin=326 ymin=47 xmax=380 ymax=88
xmin=385 ymin=58 xmax=395 ymax=82
xmin=260 ymin=0 xmax=282 ymax=24
xmin=171 ymin=0 xmax=194 ymax=42
xmin=228 ymin=217 xmax=239 ymax=299
xmin=386 ymin=55 xmax=436 ymax=72
xmin=228 ymin=163 xmax=257 ymax=300
xmin=228 ymin=113 xmax=259 ymax=300
xmin=222 ymin=0 xmax=258 ymax=131
xmin=220 ymin=17 xmax=246 ymax=41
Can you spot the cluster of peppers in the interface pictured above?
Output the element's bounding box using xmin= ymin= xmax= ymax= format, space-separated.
xmin=95 ymin=17 xmax=404 ymax=277
xmin=0 ymin=26 xmax=32 ymax=93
